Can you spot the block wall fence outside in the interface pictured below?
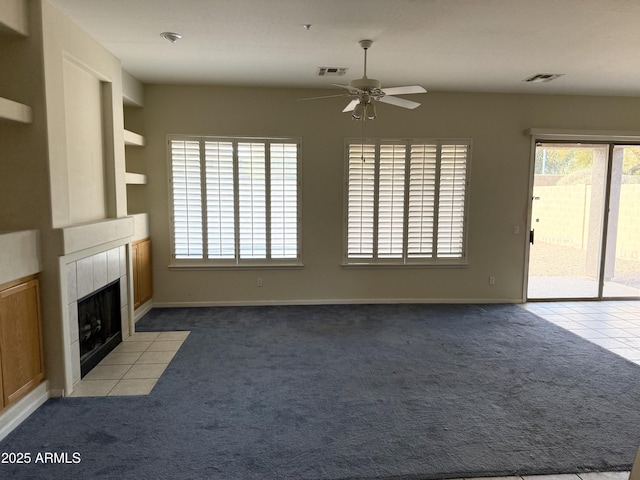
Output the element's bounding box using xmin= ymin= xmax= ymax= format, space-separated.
xmin=533 ymin=184 xmax=640 ymax=261
xmin=619 ymin=186 xmax=640 ymax=260
xmin=533 ymin=185 xmax=590 ymax=249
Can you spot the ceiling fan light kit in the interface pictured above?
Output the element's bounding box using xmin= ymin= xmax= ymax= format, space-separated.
xmin=299 ymin=39 xmax=426 ymax=121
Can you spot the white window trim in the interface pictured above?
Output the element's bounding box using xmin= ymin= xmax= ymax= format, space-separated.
xmin=167 ymin=135 xmax=303 ymax=268
xmin=342 ymin=137 xmax=472 ymax=267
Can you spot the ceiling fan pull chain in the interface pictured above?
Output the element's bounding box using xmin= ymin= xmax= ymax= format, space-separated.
xmin=361 ymin=117 xmax=366 ymax=162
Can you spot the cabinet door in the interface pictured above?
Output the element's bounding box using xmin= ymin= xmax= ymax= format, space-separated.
xmin=131 ymin=242 xmax=140 ymax=308
xmin=0 ymin=278 xmax=44 ymax=406
xmin=137 ymin=239 xmax=153 ymax=306
xmin=0 ymin=341 xmax=3 ymax=410
xmin=132 ymin=239 xmax=152 ymax=309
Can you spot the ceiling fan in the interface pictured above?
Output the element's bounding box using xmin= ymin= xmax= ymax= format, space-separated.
xmin=300 ymin=39 xmax=427 ymax=120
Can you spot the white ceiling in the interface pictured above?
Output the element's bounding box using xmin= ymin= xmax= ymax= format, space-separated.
xmin=50 ymin=0 xmax=640 ymax=96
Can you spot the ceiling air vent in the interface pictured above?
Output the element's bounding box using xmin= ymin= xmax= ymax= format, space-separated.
xmin=316 ymin=67 xmax=348 ymax=77
xmin=523 ymin=73 xmax=564 ymax=83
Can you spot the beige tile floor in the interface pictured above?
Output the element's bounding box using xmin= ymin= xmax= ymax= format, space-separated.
xmin=70 ymin=331 xmax=190 ymax=397
xmin=520 ymin=300 xmax=640 ymax=366
xmin=514 ymin=301 xmax=640 ymax=480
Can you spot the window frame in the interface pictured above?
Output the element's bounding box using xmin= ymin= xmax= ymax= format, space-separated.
xmin=342 ymin=137 xmax=472 ymax=267
xmin=167 ymin=134 xmax=302 ymax=269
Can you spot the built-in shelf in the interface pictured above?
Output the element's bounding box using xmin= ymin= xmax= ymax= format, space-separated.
xmin=124 ymin=129 xmax=145 ymax=147
xmin=125 ymin=172 xmax=147 ymax=185
xmin=0 ymin=97 xmax=32 ymax=124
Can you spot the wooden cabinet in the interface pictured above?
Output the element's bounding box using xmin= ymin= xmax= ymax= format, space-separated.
xmin=132 ymin=238 xmax=152 ymax=309
xmin=0 ymin=275 xmax=44 ymax=409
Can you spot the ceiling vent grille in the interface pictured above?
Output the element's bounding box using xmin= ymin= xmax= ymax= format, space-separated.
xmin=523 ymin=73 xmax=564 ymax=83
xmin=317 ymin=67 xmax=348 ymax=77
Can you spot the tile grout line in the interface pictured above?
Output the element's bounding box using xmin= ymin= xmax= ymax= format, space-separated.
xmin=72 ymin=330 xmax=189 ymax=397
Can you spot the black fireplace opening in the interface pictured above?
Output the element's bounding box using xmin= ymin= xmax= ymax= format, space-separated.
xmin=78 ymin=279 xmax=122 ymax=378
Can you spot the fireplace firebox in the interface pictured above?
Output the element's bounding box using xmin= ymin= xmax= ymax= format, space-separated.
xmin=77 ymin=280 xmax=122 ymax=378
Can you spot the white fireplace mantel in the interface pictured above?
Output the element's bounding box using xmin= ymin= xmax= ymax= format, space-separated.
xmin=56 ymin=217 xmax=134 ymax=256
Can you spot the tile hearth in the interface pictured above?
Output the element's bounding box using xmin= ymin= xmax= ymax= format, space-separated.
xmin=70 ymin=331 xmax=190 ymax=397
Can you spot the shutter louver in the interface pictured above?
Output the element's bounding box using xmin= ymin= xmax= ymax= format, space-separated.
xmin=205 ymin=141 xmax=235 ymax=259
xmin=377 ymin=144 xmax=406 ymax=258
xmin=347 ymin=144 xmax=376 ymax=258
xmin=408 ymin=144 xmax=437 ymax=258
xmin=171 ymin=140 xmax=203 ymax=259
xmin=270 ymin=143 xmax=298 ymax=259
xmin=238 ymin=142 xmax=267 ymax=259
xmin=437 ymin=144 xmax=468 ymax=258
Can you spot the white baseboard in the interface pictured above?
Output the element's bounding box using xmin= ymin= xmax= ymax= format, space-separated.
xmin=152 ymin=298 xmax=523 ymax=308
xmin=134 ymin=300 xmax=153 ymax=322
xmin=49 ymin=388 xmax=65 ymax=398
xmin=0 ymin=381 xmax=49 ymax=442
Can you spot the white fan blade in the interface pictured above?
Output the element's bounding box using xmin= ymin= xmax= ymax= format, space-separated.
xmin=381 ymin=85 xmax=427 ymax=95
xmin=298 ymin=93 xmax=353 ymax=102
xmin=342 ymin=99 xmax=359 ymax=112
xmin=378 ymin=95 xmax=421 ymax=109
xmin=332 ymin=83 xmax=364 ymax=94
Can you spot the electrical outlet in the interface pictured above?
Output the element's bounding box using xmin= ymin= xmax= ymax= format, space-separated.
xmin=256 ymin=277 xmax=263 ymax=287
xmin=513 ymin=225 xmax=520 ymax=235
xmin=489 ymin=276 xmax=496 ymax=285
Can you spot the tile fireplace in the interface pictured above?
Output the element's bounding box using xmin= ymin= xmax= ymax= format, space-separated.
xmin=66 ymin=245 xmax=130 ymax=386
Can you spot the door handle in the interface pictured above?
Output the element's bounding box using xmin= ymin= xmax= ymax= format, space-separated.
xmin=530 ymin=229 xmax=535 ymax=245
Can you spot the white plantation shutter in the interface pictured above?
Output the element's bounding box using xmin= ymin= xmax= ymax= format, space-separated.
xmin=345 ymin=138 xmax=470 ymax=263
xmin=408 ymin=144 xmax=437 ymax=258
xmin=205 ymin=141 xmax=235 ymax=259
xmin=169 ymin=136 xmax=300 ymax=265
xmin=171 ymin=140 xmax=203 ymax=259
xmin=347 ymin=144 xmax=376 ymax=258
xmin=378 ymin=144 xmax=406 ymax=258
xmin=270 ymin=143 xmax=298 ymax=259
xmin=238 ymin=143 xmax=267 ymax=259
xmin=437 ymin=144 xmax=468 ymax=258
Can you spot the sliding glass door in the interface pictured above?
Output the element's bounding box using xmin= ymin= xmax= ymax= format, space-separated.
xmin=602 ymin=145 xmax=640 ymax=297
xmin=527 ymin=142 xmax=640 ymax=300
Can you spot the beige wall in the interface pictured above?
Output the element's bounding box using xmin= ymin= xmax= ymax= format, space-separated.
xmin=0 ymin=0 xmax=133 ymax=395
xmin=41 ymin=0 xmax=127 ymax=229
xmin=0 ymin=0 xmax=28 ymax=35
xmin=132 ymin=85 xmax=640 ymax=305
xmin=62 ymin=58 xmax=107 ymax=224
xmin=0 ymin=1 xmax=48 ymax=234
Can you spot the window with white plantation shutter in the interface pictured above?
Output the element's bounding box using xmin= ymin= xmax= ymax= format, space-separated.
xmin=238 ymin=143 xmax=267 ymax=259
xmin=437 ymin=144 xmax=468 ymax=258
xmin=270 ymin=143 xmax=298 ymax=259
xmin=408 ymin=144 xmax=437 ymax=258
xmin=347 ymin=143 xmax=375 ymax=258
xmin=205 ymin=141 xmax=235 ymax=259
xmin=169 ymin=136 xmax=300 ymax=266
xmin=345 ymin=138 xmax=471 ymax=265
xmin=378 ymin=144 xmax=406 ymax=258
xmin=171 ymin=140 xmax=203 ymax=259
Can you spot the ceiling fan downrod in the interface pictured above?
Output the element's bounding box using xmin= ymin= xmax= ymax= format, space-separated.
xmin=360 ymin=39 xmax=372 ymax=79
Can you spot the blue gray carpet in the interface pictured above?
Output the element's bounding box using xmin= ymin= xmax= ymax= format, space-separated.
xmin=2 ymin=304 xmax=640 ymax=480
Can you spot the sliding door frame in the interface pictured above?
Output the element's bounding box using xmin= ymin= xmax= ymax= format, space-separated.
xmin=524 ymin=129 xmax=640 ymax=302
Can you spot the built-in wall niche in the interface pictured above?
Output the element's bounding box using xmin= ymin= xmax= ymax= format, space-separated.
xmin=61 ymin=56 xmax=120 ymax=226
